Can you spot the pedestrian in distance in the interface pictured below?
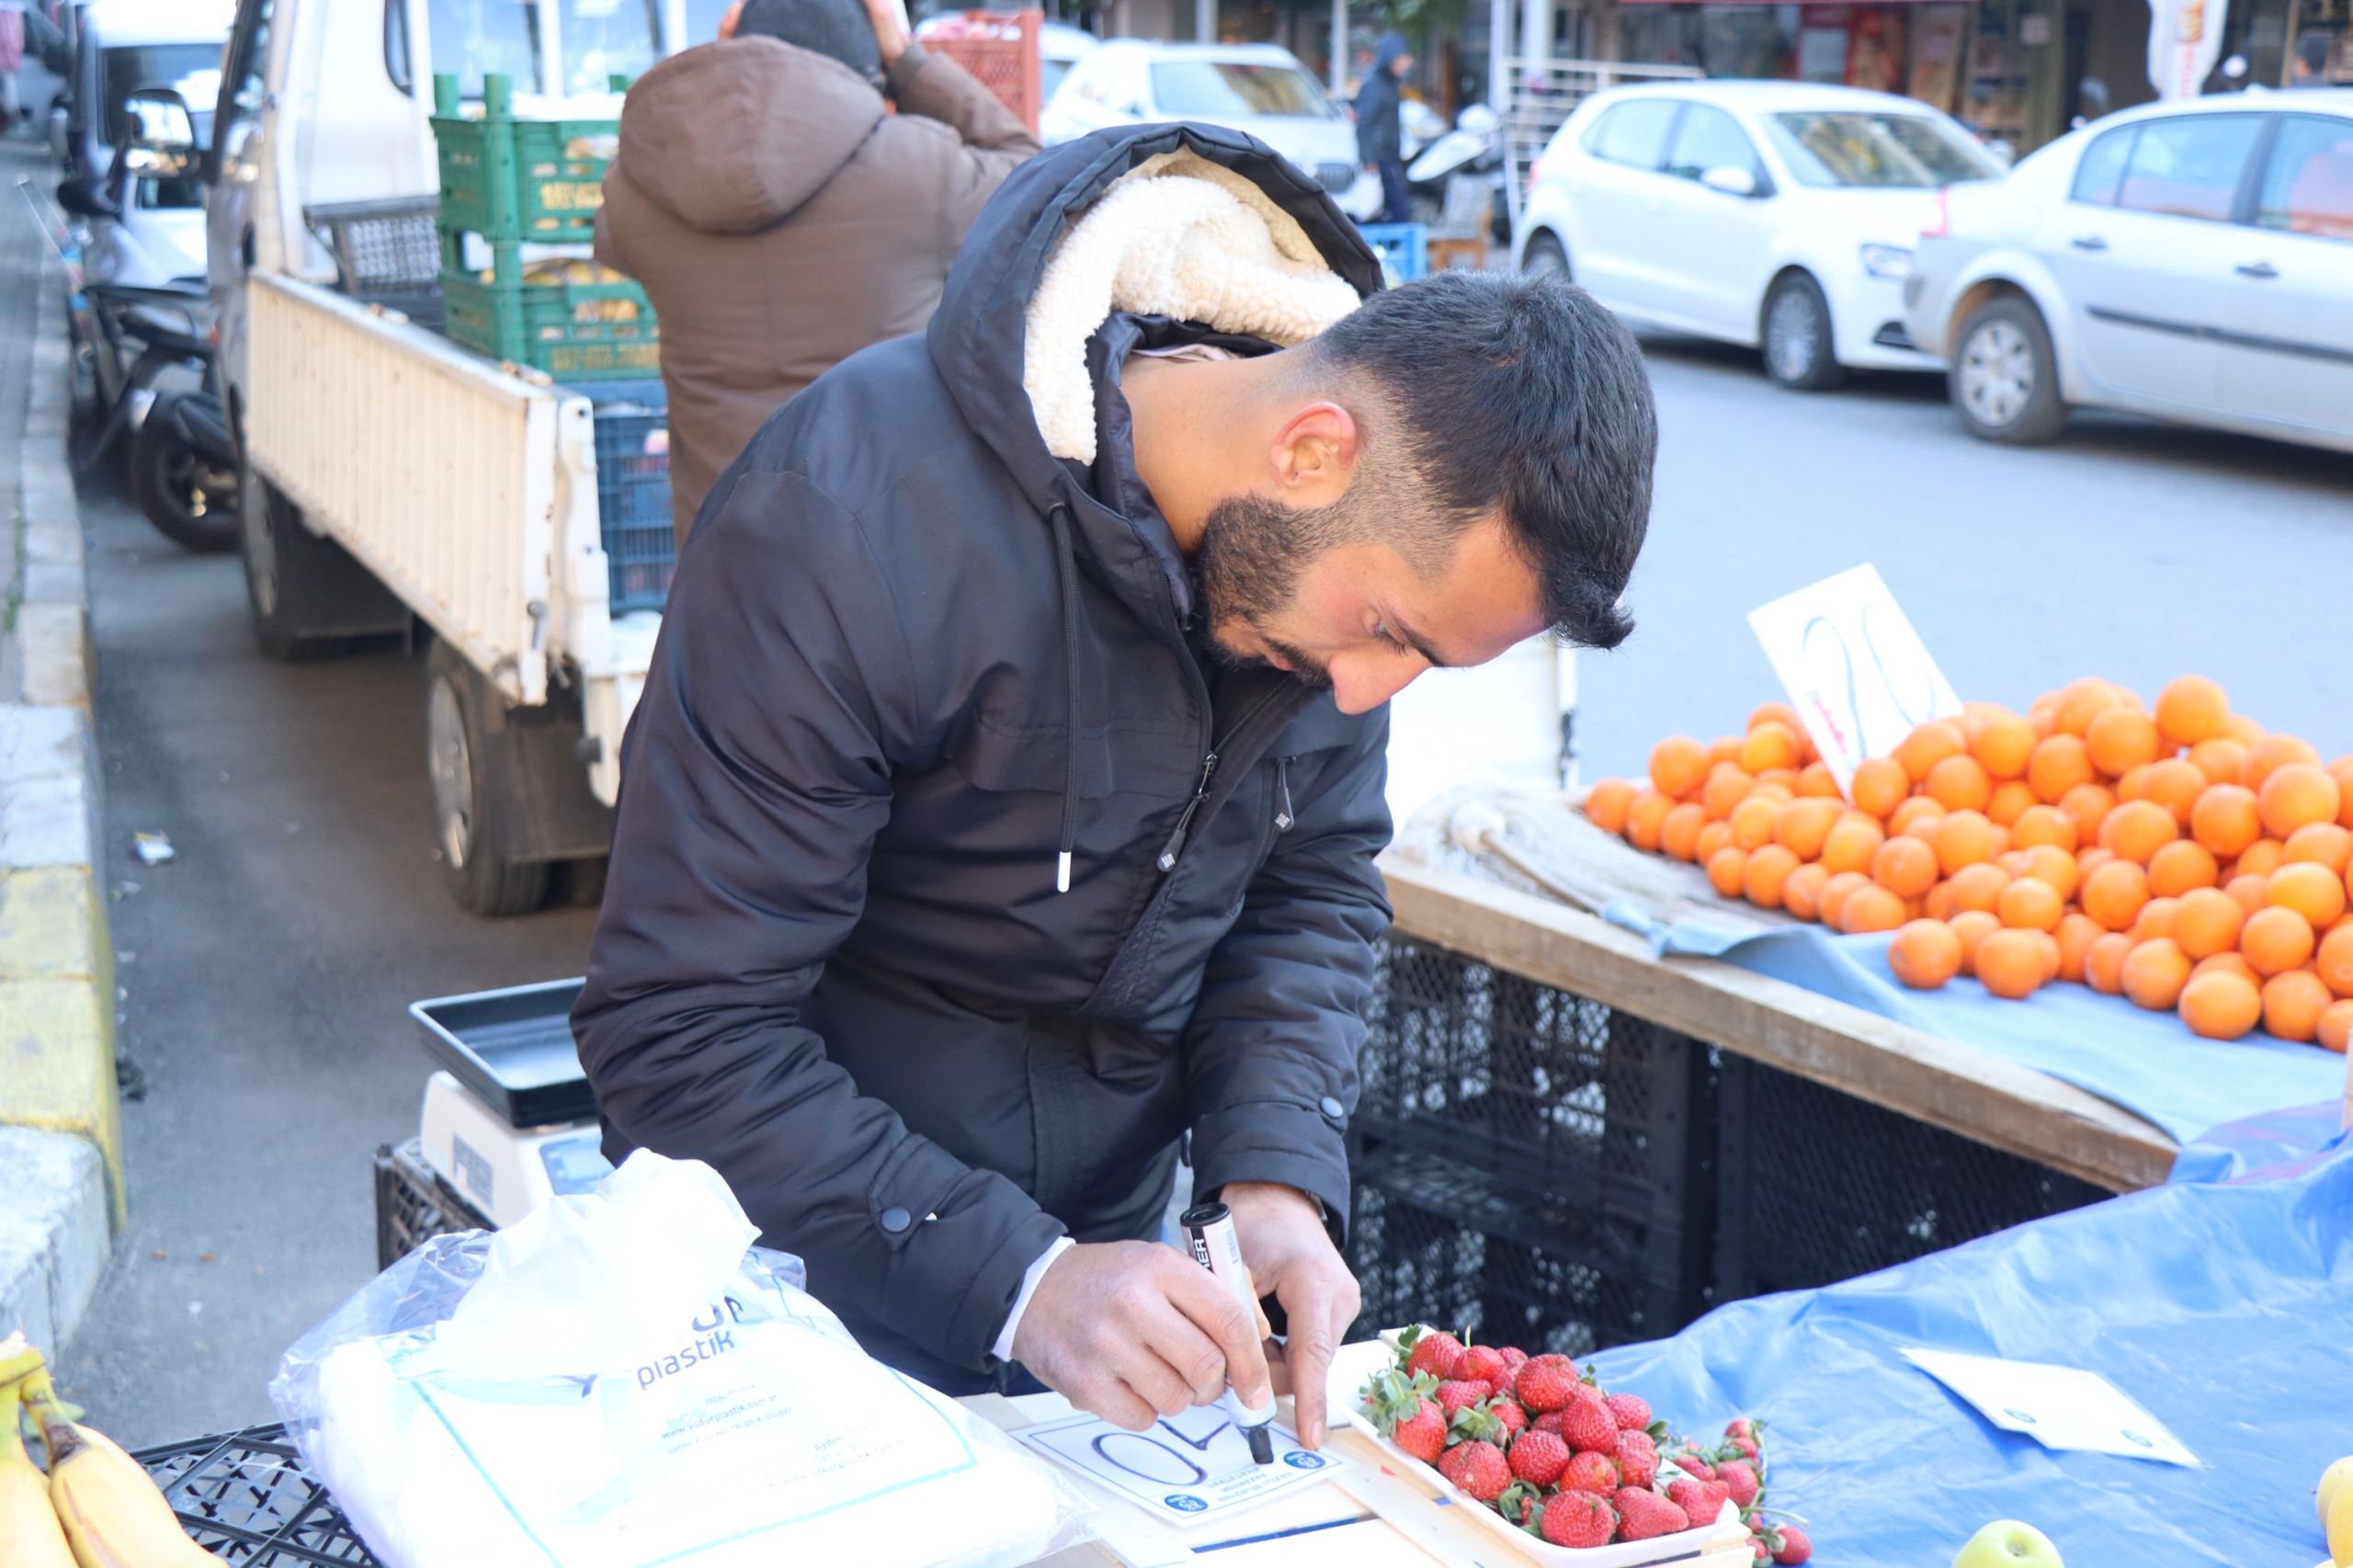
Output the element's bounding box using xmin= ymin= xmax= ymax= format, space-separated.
xmin=574 ymin=125 xmax=1655 ymax=1448
xmin=1353 ymin=32 xmax=1415 ymax=224
xmin=596 ymin=0 xmax=1040 ymax=549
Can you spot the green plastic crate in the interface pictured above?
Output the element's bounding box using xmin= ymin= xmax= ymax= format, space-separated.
xmin=431 ymin=74 xmax=617 ymax=242
xmin=438 ymin=270 xmax=661 ymax=381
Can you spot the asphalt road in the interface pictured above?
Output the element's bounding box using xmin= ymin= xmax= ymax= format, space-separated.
xmin=45 ymin=307 xmax=2353 ymax=1448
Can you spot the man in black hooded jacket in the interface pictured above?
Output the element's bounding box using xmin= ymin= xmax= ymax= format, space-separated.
xmin=573 ymin=124 xmax=1656 ymax=1445
xmin=1354 ymin=33 xmax=1415 ymax=223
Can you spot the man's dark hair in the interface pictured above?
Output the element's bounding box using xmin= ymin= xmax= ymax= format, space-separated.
xmin=734 ymin=0 xmax=881 ymax=81
xmin=1304 ymin=268 xmax=1654 ymax=650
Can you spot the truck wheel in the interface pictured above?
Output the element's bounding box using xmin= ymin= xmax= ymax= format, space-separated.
xmin=1761 ymin=272 xmax=1847 ymax=392
xmin=1950 ymin=296 xmax=2068 ymax=445
xmin=426 ymin=641 xmax=551 ymax=917
xmin=240 ymin=465 xmax=409 ymax=661
xmin=131 ymin=399 xmax=240 ymax=554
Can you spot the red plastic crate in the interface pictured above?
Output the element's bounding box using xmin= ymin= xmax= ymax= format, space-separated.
xmin=920 ymin=9 xmax=1043 ymax=134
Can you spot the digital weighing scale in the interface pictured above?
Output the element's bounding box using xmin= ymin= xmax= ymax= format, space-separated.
xmin=409 ymin=978 xmax=612 ymax=1228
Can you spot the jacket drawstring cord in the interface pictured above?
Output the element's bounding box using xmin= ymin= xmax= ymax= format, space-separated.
xmin=1049 ymin=504 xmax=1082 ymax=893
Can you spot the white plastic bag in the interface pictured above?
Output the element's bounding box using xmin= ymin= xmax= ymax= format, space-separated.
xmin=272 ymin=1151 xmax=1094 ymax=1568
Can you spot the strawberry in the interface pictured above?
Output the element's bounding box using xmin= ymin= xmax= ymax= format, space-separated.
xmin=1361 ymin=1369 xmax=1449 ymax=1465
xmin=1497 ymin=1346 xmax=1529 ymax=1379
xmin=1437 ymin=1438 xmax=1510 ymax=1503
xmin=1391 ymin=1398 xmax=1447 ymax=1464
xmin=1457 ymin=1344 xmax=1508 ymax=1385
xmin=1725 ymin=1416 xmax=1758 ymax=1442
xmin=1405 ymin=1329 xmax=1465 ymax=1381
xmin=1616 ymin=1428 xmax=1659 ymax=1489
xmin=1507 ymin=1426 xmax=1570 ymax=1486
xmin=1435 ymin=1379 xmax=1494 ymax=1418
xmin=1495 ymin=1480 xmax=1541 ymax=1528
xmin=1727 ymin=1435 xmax=1760 ymax=1461
xmin=1667 ymin=1477 xmax=1731 ymax=1524
xmin=1538 ymin=1490 xmax=1618 ymax=1550
xmin=1613 ymin=1486 xmax=1689 ymax=1541
xmin=1560 ymin=1395 xmax=1620 ymax=1454
xmin=1605 ymin=1392 xmax=1652 ymax=1430
xmin=1681 ymin=1455 xmax=1720 ymax=1482
xmin=1513 ymin=1358 xmax=1581 ymax=1414
xmin=1531 ymin=1410 xmax=1565 ymax=1435
xmin=1717 ymin=1459 xmax=1760 ymax=1508
xmin=1768 ymin=1524 xmax=1812 ymax=1564
xmin=1487 ymin=1398 xmax=1528 ymax=1440
xmin=1750 ymin=1533 xmax=1774 ymax=1566
xmin=1560 ymin=1449 xmax=1620 ymax=1494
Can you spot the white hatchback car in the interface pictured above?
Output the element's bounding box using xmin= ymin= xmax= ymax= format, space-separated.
xmin=1515 ymin=81 xmax=2005 ymax=390
xmin=1906 ymin=92 xmax=2353 ymax=452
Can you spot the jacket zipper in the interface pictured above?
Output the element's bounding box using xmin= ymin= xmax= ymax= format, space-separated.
xmin=1274 ymin=756 xmax=1295 ymax=833
xmin=1154 ymin=686 xmax=1290 ymax=873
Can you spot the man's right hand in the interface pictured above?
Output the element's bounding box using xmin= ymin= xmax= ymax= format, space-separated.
xmin=1011 ymin=1240 xmax=1274 ymax=1431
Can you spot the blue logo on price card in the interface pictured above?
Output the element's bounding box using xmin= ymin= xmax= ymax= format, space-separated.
xmin=1165 ymin=1494 xmax=1208 ymax=1512
xmin=1284 ymin=1451 xmax=1326 ymax=1470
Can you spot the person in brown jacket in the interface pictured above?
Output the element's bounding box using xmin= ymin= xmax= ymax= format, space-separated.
xmin=596 ymin=0 xmax=1040 ymax=546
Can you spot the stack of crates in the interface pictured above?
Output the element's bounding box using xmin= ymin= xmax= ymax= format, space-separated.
xmin=585 ymin=383 xmax=676 ymax=615
xmin=429 ymin=72 xmax=659 ymax=381
xmin=917 ymin=11 xmax=1044 ymax=133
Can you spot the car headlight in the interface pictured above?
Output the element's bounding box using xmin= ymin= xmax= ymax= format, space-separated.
xmin=1859 ymin=244 xmax=1913 ymax=280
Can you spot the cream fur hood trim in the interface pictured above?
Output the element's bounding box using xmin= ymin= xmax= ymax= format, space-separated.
xmin=1023 ymin=152 xmax=1364 ymax=463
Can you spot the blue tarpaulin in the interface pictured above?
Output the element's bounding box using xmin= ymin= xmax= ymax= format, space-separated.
xmin=1587 ymin=1146 xmax=2353 ymax=1568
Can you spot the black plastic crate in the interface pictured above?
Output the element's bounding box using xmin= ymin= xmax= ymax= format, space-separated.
xmin=1713 ymin=1053 xmax=2109 ymax=1299
xmin=131 ymin=1426 xmax=374 ymax=1564
xmin=591 ymin=402 xmax=673 ymax=615
xmin=372 ymin=1139 xmax=490 ymax=1271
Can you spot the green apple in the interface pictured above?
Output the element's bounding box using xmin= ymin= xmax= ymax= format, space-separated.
xmin=1951 ymin=1520 xmax=2063 ymax=1568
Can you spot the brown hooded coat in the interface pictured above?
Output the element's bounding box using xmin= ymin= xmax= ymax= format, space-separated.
xmin=595 ymin=37 xmax=1039 ymax=545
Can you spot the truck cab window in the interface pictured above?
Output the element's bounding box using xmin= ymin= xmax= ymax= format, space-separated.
xmin=426 ymin=0 xmax=545 ymax=95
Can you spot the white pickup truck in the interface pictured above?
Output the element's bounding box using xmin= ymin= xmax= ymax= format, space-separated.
xmin=201 ymin=0 xmax=710 ymax=914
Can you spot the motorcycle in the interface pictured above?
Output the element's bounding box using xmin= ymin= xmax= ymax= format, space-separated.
xmin=1405 ymin=102 xmax=1507 ymax=241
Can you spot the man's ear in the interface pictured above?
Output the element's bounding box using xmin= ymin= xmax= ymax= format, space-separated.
xmin=1267 ymin=402 xmax=1358 ymax=508
xmin=718 ymin=0 xmax=745 ymax=38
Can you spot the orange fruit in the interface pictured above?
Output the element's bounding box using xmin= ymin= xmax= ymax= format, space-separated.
xmin=1756 ymin=767 xmax=1801 ymax=792
xmin=1707 ymin=735 xmax=1746 ymax=768
xmin=1797 ymin=762 xmax=1841 ymax=798
xmin=1932 ymin=810 xmax=1997 ymax=875
xmin=1997 ymin=876 xmax=2064 ymax=933
xmin=2086 ymin=707 xmax=2163 ymax=778
xmin=1626 ymin=790 xmax=1673 ymax=851
xmin=2284 ymin=823 xmax=2353 ymax=874
xmin=1740 ymin=722 xmax=1803 ymax=776
xmin=2146 ymin=839 xmax=2219 ymax=898
xmin=2222 ymin=713 xmax=2267 ymax=747
xmin=2334 ymin=758 xmax=2353 ymax=826
xmin=1975 ymin=929 xmax=2048 ymax=999
xmin=1838 ymin=882 xmax=1908 ymax=935
xmin=2316 ymin=923 xmax=2353 ymax=997
xmin=2077 ymin=846 xmax=2117 ymax=879
xmin=2178 ymin=970 xmax=2263 ymax=1040
xmin=2035 ymin=929 xmax=2065 ymax=984
xmin=2059 ymin=782 xmax=2117 ymax=846
xmin=2098 ymin=799 xmax=2179 ymax=865
xmin=2234 ymin=839 xmax=2288 ymax=881
xmin=1702 ymin=765 xmax=1756 ymax=822
xmin=2054 ymin=912 xmax=2104 ymax=982
xmin=1924 ymin=754 xmax=1992 ymax=813
xmin=2052 ymin=677 xmax=2124 ymax=738
xmin=2319 ymin=998 xmax=2353 ymax=1053
xmin=1948 ymin=862 xmax=2011 ymax=915
xmin=2224 ymin=872 xmax=2269 ymax=918
xmin=2084 ymin=932 xmax=2133 ymax=994
xmin=1889 ymin=796 xmax=1948 ymax=838
xmin=2190 ymin=784 xmax=2262 ymax=858
xmin=2242 ymin=733 xmax=2323 ymax=793
xmin=1729 ymin=793 xmax=1780 ymax=851
xmin=1773 ymin=797 xmax=1842 ymax=861
xmin=2193 ymin=950 xmax=2260 ymax=984
xmin=2123 ymin=758 xmax=2208 ymax=827
xmin=2173 ymin=887 xmax=2246 ymax=960
xmin=2241 ymin=904 xmax=2317 ymax=976
xmin=1750 ymin=783 xmax=1797 ymax=811
xmin=2188 ymin=736 xmax=2250 ymax=787
xmin=1695 ymin=819 xmax=1735 ymax=865
xmin=1889 ymin=919 xmax=1963 ymax=990
xmin=1782 ymin=862 xmax=1832 ymax=922
xmin=2130 ymin=895 xmax=2179 ymax=944
xmin=1650 ymin=737 xmax=1709 ymax=799
xmin=1973 ymin=712 xmax=2038 ymax=781
xmin=1848 ymin=756 xmax=1911 ymax=819
xmin=1819 ymin=815 xmax=1885 ymax=877
xmin=2081 ymin=858 xmax=2152 ymax=932
xmin=2120 ymin=938 xmax=2191 ymax=1011
xmin=2257 ymin=763 xmax=2341 ymax=840
xmin=1586 ymin=778 xmax=1638 ymax=834
xmin=1817 ymin=870 xmax=1870 ymax=928
xmin=1706 ymin=845 xmax=1749 ymax=898
xmin=2267 ymin=862 xmax=2347 ymax=927
xmin=2028 ymin=734 xmax=2096 ymax=804
xmin=2261 ymin=969 xmax=2333 ymax=1042
xmin=1951 ymin=909 xmax=2002 ymax=975
xmin=1660 ymin=802 xmax=1708 ymax=862
xmin=2018 ymin=844 xmax=2080 ymax=900
xmin=1743 ymin=844 xmax=1802 ymax=908
xmin=2154 ymin=676 xmax=2230 ymax=747
xmin=1872 ymin=835 xmax=1940 ymax=900
xmin=1957 ymin=700 xmax=2003 ymax=744
xmin=2011 ymin=804 xmax=2078 ymax=853
xmin=1893 ymin=721 xmax=1967 ymax=785
xmin=1925 ymin=880 xmax=1959 ymax=922
xmin=1748 ymin=700 xmax=1802 ymax=734
xmin=1984 ymin=779 xmax=2037 ymax=827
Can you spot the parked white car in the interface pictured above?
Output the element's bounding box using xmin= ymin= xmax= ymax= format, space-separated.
xmin=1906 ymin=92 xmax=2353 ymax=451
xmin=1040 ymin=40 xmax=1370 ymax=215
xmin=1515 ymin=81 xmax=2004 ymax=389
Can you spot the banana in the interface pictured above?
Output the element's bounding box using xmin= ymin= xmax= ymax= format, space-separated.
xmin=1 ymin=1377 xmax=75 ymax=1568
xmin=21 ymin=1375 xmax=216 ymax=1568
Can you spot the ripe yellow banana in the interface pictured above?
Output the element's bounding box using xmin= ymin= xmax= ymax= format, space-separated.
xmin=21 ymin=1376 xmax=216 ymax=1568
xmin=1 ymin=1379 xmax=75 ymax=1568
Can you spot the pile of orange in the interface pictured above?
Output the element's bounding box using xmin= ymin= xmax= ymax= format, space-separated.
xmin=1586 ymin=677 xmax=2353 ymax=1051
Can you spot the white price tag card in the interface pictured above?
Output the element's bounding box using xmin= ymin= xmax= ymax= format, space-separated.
xmin=1017 ymin=1409 xmax=1350 ymax=1524
xmin=1902 ymin=1349 xmax=2200 ymax=1466
xmin=1747 ymin=564 xmax=1963 ymax=793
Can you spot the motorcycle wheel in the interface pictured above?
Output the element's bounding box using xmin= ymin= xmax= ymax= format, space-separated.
xmin=131 ymin=397 xmax=242 ymax=554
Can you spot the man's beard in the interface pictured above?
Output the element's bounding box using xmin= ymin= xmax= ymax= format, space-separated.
xmin=1194 ymin=492 xmax=1344 ymax=690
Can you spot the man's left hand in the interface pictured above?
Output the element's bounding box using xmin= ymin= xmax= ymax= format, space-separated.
xmin=1220 ymin=1181 xmax=1359 ymax=1449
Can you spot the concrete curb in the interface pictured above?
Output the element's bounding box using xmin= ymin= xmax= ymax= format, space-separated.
xmin=0 ymin=236 xmax=119 ymax=1360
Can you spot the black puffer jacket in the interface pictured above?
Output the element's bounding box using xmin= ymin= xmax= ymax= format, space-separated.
xmin=574 ymin=125 xmax=1392 ymax=1388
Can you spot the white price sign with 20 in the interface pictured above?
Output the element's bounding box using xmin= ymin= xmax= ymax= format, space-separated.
xmin=1747 ymin=564 xmax=1963 ymax=794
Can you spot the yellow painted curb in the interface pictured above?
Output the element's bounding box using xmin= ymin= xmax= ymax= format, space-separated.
xmin=0 ymin=867 xmax=122 ymax=1227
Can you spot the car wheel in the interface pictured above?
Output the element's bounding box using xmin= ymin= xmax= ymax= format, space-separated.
xmin=1522 ymin=233 xmax=1570 ymax=281
xmin=1949 ymin=296 xmax=2068 ymax=445
xmin=1761 ymin=273 xmax=1847 ymax=392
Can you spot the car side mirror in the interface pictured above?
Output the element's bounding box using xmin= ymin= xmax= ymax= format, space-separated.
xmin=1701 ymin=165 xmax=1758 ymax=198
xmin=55 ymin=174 xmax=118 ymax=219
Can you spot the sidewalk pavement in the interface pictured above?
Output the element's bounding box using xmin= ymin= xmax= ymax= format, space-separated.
xmin=0 ymin=133 xmax=120 ymax=1362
